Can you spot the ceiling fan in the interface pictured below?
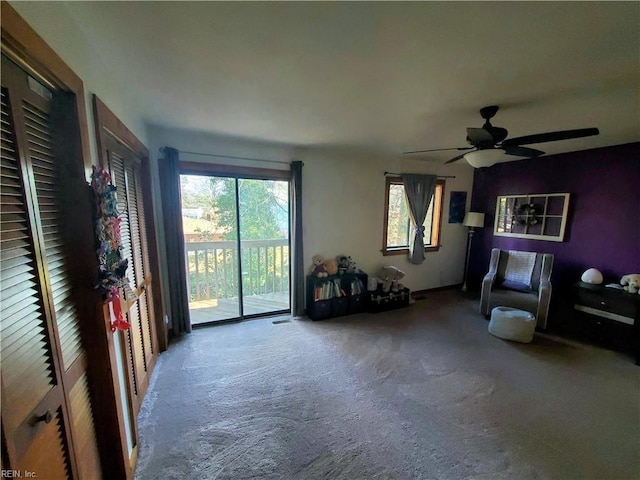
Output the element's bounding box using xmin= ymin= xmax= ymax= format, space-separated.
xmin=403 ymin=105 xmax=599 ymax=168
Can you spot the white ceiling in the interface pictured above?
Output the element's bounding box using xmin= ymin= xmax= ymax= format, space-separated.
xmin=64 ymin=1 xmax=639 ymax=163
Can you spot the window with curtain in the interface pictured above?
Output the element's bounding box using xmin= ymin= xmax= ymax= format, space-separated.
xmin=382 ymin=177 xmax=445 ymax=255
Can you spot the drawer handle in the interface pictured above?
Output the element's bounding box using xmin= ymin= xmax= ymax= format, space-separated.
xmin=34 ymin=410 xmax=53 ymax=425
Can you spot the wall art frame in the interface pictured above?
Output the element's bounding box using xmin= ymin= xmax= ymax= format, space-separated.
xmin=448 ymin=191 xmax=467 ymax=223
xmin=494 ymin=193 xmax=570 ymax=242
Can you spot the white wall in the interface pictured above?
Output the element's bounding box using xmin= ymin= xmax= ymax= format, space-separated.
xmin=147 ymin=126 xmax=475 ymax=294
xmin=147 ymin=125 xmax=295 ymax=172
xmin=9 ymin=1 xmax=148 ymax=171
xmin=299 ymin=147 xmax=474 ymax=291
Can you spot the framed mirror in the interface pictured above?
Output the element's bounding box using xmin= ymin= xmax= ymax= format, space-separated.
xmin=494 ymin=193 xmax=570 ymax=241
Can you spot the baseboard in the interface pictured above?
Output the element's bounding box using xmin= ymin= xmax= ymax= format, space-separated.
xmin=411 ymin=284 xmax=462 ymax=298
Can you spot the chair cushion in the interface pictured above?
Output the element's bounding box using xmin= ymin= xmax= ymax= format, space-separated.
xmin=487 ymin=288 xmax=539 ymax=316
xmin=498 ymin=279 xmax=532 ymax=293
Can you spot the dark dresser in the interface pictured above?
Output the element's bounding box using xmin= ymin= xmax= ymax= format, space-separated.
xmin=572 ymin=282 xmax=640 ymax=364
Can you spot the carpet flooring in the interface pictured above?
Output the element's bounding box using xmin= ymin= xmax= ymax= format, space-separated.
xmin=135 ymin=290 xmax=640 ymax=479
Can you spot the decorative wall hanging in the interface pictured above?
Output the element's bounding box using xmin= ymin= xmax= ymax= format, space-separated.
xmin=449 ymin=191 xmax=467 ymax=223
xmin=91 ymin=166 xmax=130 ymax=331
xmin=494 ymin=193 xmax=570 ymax=242
xmin=514 ymin=203 xmax=541 ymax=226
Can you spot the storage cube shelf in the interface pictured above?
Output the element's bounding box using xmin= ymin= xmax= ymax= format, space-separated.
xmin=306 ymin=273 xmax=368 ymax=320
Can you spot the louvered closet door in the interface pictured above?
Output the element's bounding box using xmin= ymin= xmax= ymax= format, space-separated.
xmin=1 ymin=56 xmax=101 ymax=479
xmin=124 ymin=159 xmax=155 ymax=381
xmin=107 ymin=137 xmax=156 ymax=411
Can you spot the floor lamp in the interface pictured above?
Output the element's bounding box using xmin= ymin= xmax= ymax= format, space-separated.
xmin=462 ymin=212 xmax=485 ymax=292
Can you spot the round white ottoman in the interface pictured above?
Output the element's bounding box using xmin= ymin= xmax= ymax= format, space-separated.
xmin=488 ymin=306 xmax=536 ymax=343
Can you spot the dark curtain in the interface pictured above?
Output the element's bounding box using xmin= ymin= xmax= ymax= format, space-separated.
xmin=401 ymin=174 xmax=437 ymax=265
xmin=290 ymin=160 xmax=305 ymax=317
xmin=158 ymin=147 xmax=191 ymax=335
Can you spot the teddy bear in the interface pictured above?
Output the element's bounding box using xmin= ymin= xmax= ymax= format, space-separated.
xmin=310 ymin=255 xmax=328 ymax=277
xmin=378 ymin=266 xmax=405 ymax=293
xmin=620 ymin=274 xmax=640 ymax=294
xmin=324 ymin=258 xmax=339 ymax=276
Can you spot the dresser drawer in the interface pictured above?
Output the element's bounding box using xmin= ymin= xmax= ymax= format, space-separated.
xmin=575 ymin=289 xmax=636 ymax=323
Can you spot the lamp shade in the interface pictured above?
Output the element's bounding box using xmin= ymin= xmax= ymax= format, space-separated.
xmin=463 ymin=212 xmax=485 ymax=228
xmin=581 ymin=268 xmax=603 ymax=284
xmin=464 ymin=149 xmax=505 ymax=168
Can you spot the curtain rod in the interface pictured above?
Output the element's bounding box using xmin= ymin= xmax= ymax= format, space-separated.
xmin=160 ymin=147 xmax=292 ymax=166
xmin=384 ymin=171 xmax=455 ymax=179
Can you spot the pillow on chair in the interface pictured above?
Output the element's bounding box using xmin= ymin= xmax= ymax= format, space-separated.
xmin=498 ymin=279 xmax=533 ymax=293
xmin=504 ymin=251 xmax=536 ymax=287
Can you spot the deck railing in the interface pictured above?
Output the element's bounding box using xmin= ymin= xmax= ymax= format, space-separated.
xmin=184 ymin=239 xmax=289 ymax=302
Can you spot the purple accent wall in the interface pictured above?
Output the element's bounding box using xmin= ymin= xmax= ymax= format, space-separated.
xmin=468 ymin=142 xmax=640 ymax=295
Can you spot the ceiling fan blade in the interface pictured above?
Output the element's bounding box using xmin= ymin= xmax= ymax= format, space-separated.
xmin=403 ymin=146 xmax=473 ymax=155
xmin=466 ymin=127 xmax=494 ymax=145
xmin=502 ymin=128 xmax=599 ymax=147
xmin=502 ymin=145 xmax=545 ymax=157
xmin=444 ymin=151 xmax=470 ymax=164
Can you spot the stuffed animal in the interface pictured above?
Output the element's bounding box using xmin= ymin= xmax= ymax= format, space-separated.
xmin=392 ymin=278 xmax=406 ymax=293
xmin=337 ymin=255 xmax=349 ymax=275
xmin=620 ymin=274 xmax=640 ymax=294
xmin=378 ymin=266 xmax=405 ymax=293
xmin=346 ymin=256 xmax=358 ymax=273
xmin=311 ymin=255 xmax=328 ymax=277
xmin=324 ymin=258 xmax=339 ymax=276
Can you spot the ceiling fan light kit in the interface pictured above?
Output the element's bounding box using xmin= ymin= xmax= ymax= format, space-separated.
xmin=403 ymin=105 xmax=599 ymax=168
xmin=463 ymin=149 xmax=506 ymax=168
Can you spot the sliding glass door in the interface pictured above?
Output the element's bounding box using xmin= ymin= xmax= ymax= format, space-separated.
xmin=239 ymin=179 xmax=290 ymax=317
xmin=180 ymin=174 xmax=290 ymax=324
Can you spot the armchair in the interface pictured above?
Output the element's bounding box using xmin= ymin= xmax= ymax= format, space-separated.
xmin=480 ymin=248 xmax=554 ymax=329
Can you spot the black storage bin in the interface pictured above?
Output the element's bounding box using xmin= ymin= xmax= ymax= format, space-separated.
xmin=307 ymin=299 xmax=332 ymax=320
xmin=368 ymin=287 xmax=411 ymax=313
xmin=348 ymin=293 xmax=367 ymax=314
xmin=332 ymin=297 xmax=349 ymax=317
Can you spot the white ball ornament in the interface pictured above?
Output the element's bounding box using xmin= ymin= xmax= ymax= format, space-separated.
xmin=581 ymin=268 xmax=603 ymax=284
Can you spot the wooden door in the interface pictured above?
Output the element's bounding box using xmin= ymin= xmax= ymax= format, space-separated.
xmin=1 ymin=55 xmax=101 ymax=479
xmin=106 ymin=136 xmax=158 ymax=414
